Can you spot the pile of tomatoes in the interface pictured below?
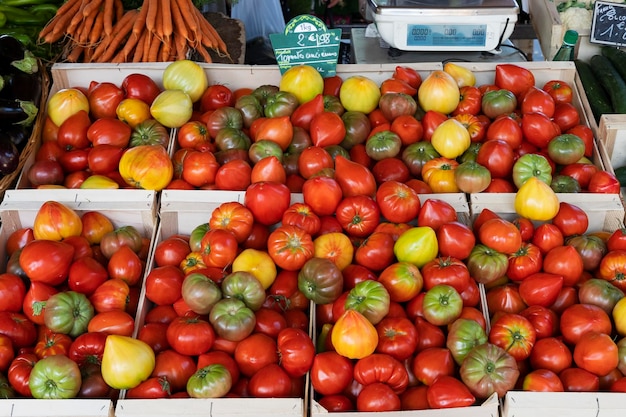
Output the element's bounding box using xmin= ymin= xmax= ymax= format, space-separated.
xmin=0 ymin=201 xmax=150 ymax=399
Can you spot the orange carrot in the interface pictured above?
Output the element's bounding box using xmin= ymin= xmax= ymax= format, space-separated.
xmin=82 ymin=0 xmax=104 ymax=17
xmin=114 ymin=0 xmax=124 ymax=22
xmin=41 ymin=0 xmax=83 ymax=43
xmin=195 ymin=45 xmax=213 ymax=63
xmin=161 ymin=0 xmax=172 ymax=39
xmin=175 ymin=0 xmax=200 ymax=47
xmin=103 ymin=0 xmax=115 ymax=38
xmin=147 ymin=31 xmax=162 ymax=62
xmin=66 ymin=45 xmax=84 ymax=63
xmin=79 ymin=4 xmax=101 ymax=45
xmin=132 ymin=31 xmax=148 ymax=62
xmin=132 ymin=0 xmax=149 ymax=37
xmin=67 ymin=0 xmax=89 ymax=37
xmin=195 ymin=8 xmax=229 ymax=55
xmin=174 ymin=30 xmax=187 ymax=61
xmin=169 ymin=0 xmax=188 ymax=42
xmin=89 ymin=10 xmax=105 ymax=46
xmin=145 ymin=0 xmax=159 ymax=34
xmin=95 ymin=9 xmax=137 ymax=62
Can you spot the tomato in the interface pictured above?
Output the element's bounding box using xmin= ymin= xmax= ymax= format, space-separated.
xmin=0 ymin=334 xmax=14 ymax=372
xmin=518 ymin=272 xmax=564 ymax=308
xmin=214 ymin=159 xmax=252 ymax=191
xmin=244 ymin=181 xmax=291 ymax=226
xmin=560 ymin=303 xmax=612 ymax=345
xmin=489 ymin=312 xmax=536 ymax=361
xmin=8 ymin=352 xmax=37 ymax=397
xmin=422 ymin=284 xmax=463 ymax=327
xmin=209 ymin=201 xmax=254 ymax=245
xmin=377 ymin=262 xmax=422 ymax=303
xmin=144 ymin=265 xmax=185 ymax=306
xmin=371 ymin=158 xmax=410 ymax=184
xmin=522 ymin=112 xmax=561 ymax=149
xmin=507 ymin=242 xmax=543 ymax=282
xmin=426 ymin=375 xmax=476 ymax=408
xmin=0 ymin=311 xmax=36 ymax=349
xmin=200 ymin=84 xmax=234 ymax=112
xmin=234 ymin=332 xmax=279 ymax=377
xmin=559 ymin=367 xmax=600 ymax=392
xmin=531 ymin=223 xmax=564 ymax=254
xmin=476 ymin=139 xmax=515 ymax=179
xmin=435 ymin=221 xmax=475 ymax=260
xmin=56 ymin=110 xmax=91 ymax=151
xmin=422 ymin=257 xmax=470 ymax=294
xmin=478 ymin=218 xmax=522 ymax=255
xmin=334 ymin=154 xmax=377 ymax=198
xmin=34 ymin=329 xmax=72 ymax=359
xmin=19 ymin=240 xmax=75 ymax=286
xmin=588 ymin=170 xmax=621 ymax=194
xmin=521 ymin=86 xmax=555 ymax=117
xmin=573 ymin=331 xmax=619 ymax=377
xmin=486 ymin=115 xmax=522 ymax=148
xmin=552 ymin=102 xmax=580 ymax=132
xmin=165 ymin=316 xmax=215 ymax=357
xmin=0 ymin=273 xmax=25 ymax=312
xmin=566 ymin=124 xmax=594 ymax=157
xmin=310 ymin=350 xmax=353 ymax=396
xmin=199 ymin=228 xmax=238 ymax=269
xmin=122 ymin=73 xmax=161 ymax=105
xmin=543 ymin=245 xmax=584 ymax=287
xmin=486 ymin=283 xmax=527 ymax=315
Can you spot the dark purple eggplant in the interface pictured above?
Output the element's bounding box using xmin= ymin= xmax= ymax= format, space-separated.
xmin=0 ymin=35 xmax=38 ymax=75
xmin=4 ymin=124 xmax=31 ymax=150
xmin=0 ymin=137 xmax=20 ymax=176
xmin=0 ymin=72 xmax=42 ymax=103
xmin=0 ymin=98 xmax=38 ymax=126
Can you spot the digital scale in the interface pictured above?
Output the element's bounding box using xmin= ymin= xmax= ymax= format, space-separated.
xmin=366 ymin=0 xmax=520 ymax=52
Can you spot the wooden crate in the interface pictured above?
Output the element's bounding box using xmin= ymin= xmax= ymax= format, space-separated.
xmin=502 ymin=391 xmax=626 ymax=417
xmin=0 ymin=190 xmax=157 ymax=415
xmin=529 ymin=0 xmax=603 ymax=62
xmin=598 ymin=114 xmax=626 ymax=170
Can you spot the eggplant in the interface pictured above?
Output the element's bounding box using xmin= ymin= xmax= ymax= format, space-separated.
xmin=0 ymin=71 xmax=42 ymax=103
xmin=0 ymin=34 xmax=38 ymax=75
xmin=0 ymin=98 xmax=38 ymax=126
xmin=4 ymin=124 xmax=31 ymax=150
xmin=0 ymin=137 xmax=20 ymax=176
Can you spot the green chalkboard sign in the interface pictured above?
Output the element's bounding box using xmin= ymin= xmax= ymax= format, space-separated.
xmin=591 ymin=1 xmax=626 ymax=46
xmin=269 ymin=15 xmax=342 ymax=76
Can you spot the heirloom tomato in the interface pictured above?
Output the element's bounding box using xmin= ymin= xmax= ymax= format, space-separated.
xmin=29 ymin=354 xmax=81 ymax=399
xmin=310 ymin=351 xmax=354 ymax=395
xmin=418 ymin=70 xmax=460 ymax=114
xmin=552 ymin=102 xmax=580 ymax=132
xmin=453 ymin=85 xmax=482 ymax=115
xmin=19 ymin=240 xmax=75 ymax=286
xmin=244 ymin=181 xmax=291 ymax=226
xmin=479 ymin=218 xmax=522 ymax=255
xmin=297 ymin=257 xmax=343 ymax=305
xmin=394 ymin=226 xmax=438 ymax=268
xmin=454 ymin=161 xmax=491 ymax=193
xmin=495 ymin=64 xmax=535 ymax=97
xmin=489 ymin=313 xmax=536 ymax=361
xmin=521 ymin=86 xmax=555 ymax=117
xmin=588 ymin=171 xmax=621 ymax=194
xmin=0 ymin=311 xmax=36 ymax=348
xmin=427 ymin=375 xmax=476 ymax=409
xmin=481 ymin=89 xmax=517 ymax=119
xmin=560 ymin=303 xmax=612 ymax=345
xmin=122 ymin=73 xmax=161 ymax=105
xmin=209 ymin=201 xmax=254 ymax=244
xmin=354 ymin=231 xmax=395 ymax=272
xmin=421 ymin=157 xmax=459 ymax=193
xmin=335 ymin=195 xmax=380 ymax=238
xmin=529 ymin=337 xmax=572 ymax=373
xmin=446 ymin=318 xmax=488 ymax=366
xmin=0 ymin=273 xmax=25 ymax=312
xmin=518 ymin=272 xmax=564 ymax=307
xmin=476 ymin=139 xmax=515 ymax=179
xmin=573 ymin=331 xmax=619 ymax=377
xmin=412 ymin=347 xmax=455 ymax=386
xmin=44 ymin=291 xmax=94 ymax=338
xmin=542 ymin=245 xmax=584 ymax=287
xmin=380 ymin=78 xmax=417 ymax=96
xmin=522 ymin=112 xmax=561 ymax=149
xmin=297 ymin=146 xmax=334 ymax=179
xmin=507 ymin=242 xmax=543 ymax=282
xmin=377 ymin=262 xmax=423 ymax=303
xmin=375 ymin=316 xmax=419 ymax=361
xmin=485 ymin=284 xmax=526 ymax=315
xmin=339 ymin=75 xmax=381 ymax=114
xmin=332 ymin=309 xmax=378 ymax=359
xmin=354 ymin=353 xmax=409 ymax=394
xmin=102 ymin=335 xmax=155 ymax=390
xmin=436 ymin=221 xmax=475 ymax=260
xmin=485 ymin=115 xmax=522 ymax=148
xmin=277 ymin=327 xmax=315 ymax=378
xmin=460 ymin=342 xmax=519 ymax=399
xmin=390 ymin=114 xmax=422 ymax=145
xmin=515 ymin=176 xmax=560 ymax=221
xmin=422 ymin=284 xmax=463 ymax=326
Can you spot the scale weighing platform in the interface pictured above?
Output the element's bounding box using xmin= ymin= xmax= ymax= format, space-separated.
xmin=364 ymin=0 xmax=520 ymax=54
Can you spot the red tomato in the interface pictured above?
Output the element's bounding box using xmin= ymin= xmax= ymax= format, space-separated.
xmin=543 ymin=245 xmax=584 ymax=287
xmin=68 ymin=256 xmax=108 ymax=295
xmin=310 ymin=350 xmax=353 ymax=395
xmin=19 ymin=240 xmax=75 ymax=286
xmin=412 ymin=347 xmax=455 ymax=386
xmin=8 ymin=352 xmax=37 ymax=397
xmin=523 ymin=369 xmax=564 ymax=391
xmin=421 ymin=110 xmax=447 ymax=141
xmin=177 ymin=121 xmax=211 ymax=150
xmin=485 ymin=115 xmax=523 ymax=149
xmin=542 ymin=80 xmax=573 ymax=104
xmin=89 ymin=81 xmax=124 ymax=119
xmin=507 ymin=242 xmax=543 ymax=282
xmin=151 ymin=349 xmax=196 ymax=393
xmin=310 ymin=111 xmax=346 ymax=148
xmin=566 ymin=124 xmax=594 ymax=157
xmin=234 ymin=333 xmax=279 ymax=377
xmin=486 ymin=284 xmax=527 ymax=315
xmin=573 ymin=331 xmax=619 ymax=377
xmin=489 ymin=313 xmax=536 ymax=360
xmin=122 ymin=73 xmax=161 ymax=105
xmin=277 ymin=327 xmax=315 ymax=377
xmin=154 ymin=236 xmax=191 ymax=267
xmin=417 ymin=199 xmax=457 ymax=231
xmin=560 ymin=303 xmax=612 ymax=345
xmin=476 ymin=139 xmax=515 ymax=179
xmin=244 ymin=181 xmax=291 ymax=226
xmin=452 ymin=85 xmax=482 ymax=116
xmin=144 ymin=265 xmax=185 ymax=306
xmin=479 ymin=218 xmax=522 ymax=255
xmin=598 ymin=249 xmax=626 ymax=291
xmin=390 ymin=114 xmax=423 ymax=145
xmin=375 ymin=180 xmax=420 ymax=224
xmin=531 ymin=223 xmax=564 ymax=254
xmin=559 ymin=367 xmax=600 ymax=392
xmin=588 ymin=171 xmax=621 ymax=194
xmin=138 ymin=322 xmax=170 ymax=353
xmin=335 ymin=195 xmax=380 ymax=238
xmin=518 ymin=272 xmax=564 ymax=308
xmin=201 ymin=84 xmax=235 ymax=112
xmin=22 ymin=282 xmax=58 ymax=325
xmin=520 ymin=86 xmax=556 ymax=117
xmin=57 ymin=110 xmax=91 ymax=150
xmin=494 ymin=64 xmax=535 ymax=98
xmin=552 ymin=102 xmax=580 ymax=132
xmin=521 ymin=112 xmax=561 ymax=149
xmin=422 ymin=257 xmax=470 ymax=293
xmin=371 ymin=158 xmax=411 ymax=184
xmin=354 ymin=231 xmax=395 ymax=271
xmin=0 ymin=273 xmax=25 ymax=312
xmin=181 ymin=150 xmax=219 ymax=188
xmin=426 ymin=375 xmax=476 ymax=408
xmin=375 ymin=317 xmax=418 ymax=361
xmin=107 ymin=245 xmax=143 ymax=286
xmin=87 ymin=310 xmax=135 ymax=336
xmin=302 ymin=176 xmax=343 ymax=217
xmin=166 ymin=316 xmax=215 ymax=356
xmin=87 ymin=117 xmax=132 ymax=147
xmin=0 ymin=334 xmax=14 ymax=372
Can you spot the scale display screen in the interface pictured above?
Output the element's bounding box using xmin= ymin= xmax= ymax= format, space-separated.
xmin=406 ymin=24 xmax=487 ymax=47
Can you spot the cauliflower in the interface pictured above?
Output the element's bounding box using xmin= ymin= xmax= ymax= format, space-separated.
xmin=560 ymin=7 xmax=593 ymax=31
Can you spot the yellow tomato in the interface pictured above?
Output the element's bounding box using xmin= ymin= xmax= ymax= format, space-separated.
xmin=33 ymin=201 xmax=82 ymax=241
xmin=394 ymin=226 xmax=438 ymax=268
xmin=232 ymin=248 xmax=277 ymax=289
xmin=514 ymin=176 xmax=559 ymax=221
xmin=79 ymin=175 xmax=120 ymax=189
xmin=119 ymin=145 xmax=173 ymax=191
xmin=101 ymin=335 xmax=155 ymax=390
xmin=339 ymin=75 xmax=381 ymax=114
xmin=431 ymin=119 xmax=471 ymax=159
xmin=418 ymin=70 xmax=460 ymax=114
xmin=614 ymin=297 xmax=626 ymax=336
xmin=313 ymin=232 xmax=354 ymax=270
xmin=47 ymin=88 xmax=89 ymax=127
xmin=116 ymin=98 xmax=151 ymax=128
xmin=279 ymin=64 xmax=324 ymax=104
xmin=421 ymin=157 xmax=460 ymax=193
xmin=150 ymin=90 xmax=193 ymax=128
xmin=443 ymin=62 xmax=476 ymax=87
xmin=331 ymin=309 xmax=378 ymax=359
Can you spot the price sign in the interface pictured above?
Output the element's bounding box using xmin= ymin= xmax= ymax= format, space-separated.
xmin=269 ymin=15 xmax=342 ymax=76
xmin=591 ymin=0 xmax=626 ymax=46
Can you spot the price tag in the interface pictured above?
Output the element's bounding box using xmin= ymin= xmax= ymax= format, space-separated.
xmin=591 ymin=0 xmax=626 ymax=46
xmin=269 ymin=15 xmax=342 ymax=76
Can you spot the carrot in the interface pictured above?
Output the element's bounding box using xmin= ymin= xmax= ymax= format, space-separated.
xmin=89 ymin=10 xmax=105 ymax=46
xmin=145 ymin=0 xmax=159 ymax=34
xmin=41 ymin=0 xmax=83 ymax=43
xmin=114 ymin=0 xmax=124 ymax=22
xmin=103 ymin=0 xmax=115 ymax=38
xmin=160 ymin=37 xmax=171 ymax=62
xmin=175 ymin=0 xmax=200 ymax=47
xmin=95 ymin=9 xmax=137 ymax=63
xmin=169 ymin=0 xmax=188 ymax=42
xmin=195 ymin=45 xmax=213 ymax=63
xmin=174 ymin=30 xmax=187 ymax=61
xmin=79 ymin=4 xmax=102 ymax=45
xmin=196 ymin=8 xmax=229 ymax=55
xmin=82 ymin=0 xmax=104 ymax=17
xmin=56 ymin=0 xmax=83 ymax=16
xmin=147 ymin=30 xmax=162 ymax=62
xmin=68 ymin=0 xmax=88 ymax=33
xmin=66 ymin=45 xmax=84 ymax=63
xmin=161 ymin=0 xmax=172 ymax=39
xmin=132 ymin=31 xmax=148 ymax=62
xmin=132 ymin=1 xmax=149 ymax=38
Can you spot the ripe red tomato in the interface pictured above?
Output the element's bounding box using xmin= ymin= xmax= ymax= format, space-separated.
xmin=529 ymin=337 xmax=572 ymax=374
xmin=552 ymin=102 xmax=580 ymax=132
xmin=0 ymin=273 xmax=25 ymax=312
xmin=479 ymin=218 xmax=522 ymax=255
xmin=520 ymin=86 xmax=556 ymax=117
xmin=234 ymin=333 xmax=279 ymax=377
xmin=166 ymin=316 xmax=215 ymax=356
xmin=476 ymin=139 xmax=515 ymax=179
xmin=519 ymin=305 xmax=559 ymax=340
xmin=531 ymin=223 xmax=564 ymax=254
xmin=310 ymin=350 xmax=354 ymax=396
xmin=422 ymin=257 xmax=470 ymax=293
xmin=374 ymin=317 xmax=418 ymax=361
xmin=588 ymin=171 xmax=621 ymax=194
xmin=182 ymin=150 xmax=220 ymax=188
xmin=543 ymin=245 xmax=584 ymax=287
xmin=489 ymin=313 xmax=536 ymax=360
xmin=573 ymin=331 xmax=619 ymax=377
xmin=335 ymin=195 xmax=381 ymax=238
xmin=375 ymin=180 xmax=420 ymax=224
xmin=560 ymin=303 xmax=612 ymax=345
xmin=412 ymin=347 xmax=455 ymax=386
xmin=522 ymin=369 xmax=564 ymax=391
xmin=354 ymin=231 xmax=396 ymax=272
xmin=417 ymin=199 xmax=457 ymax=231
xmin=426 ymin=375 xmax=476 ymax=408
xmin=57 ymin=110 xmax=91 ymax=150
xmin=542 ymin=80 xmax=573 ymax=104
xmin=122 ymin=73 xmax=161 ymax=105
xmin=144 ymin=265 xmax=185 ymax=306
xmin=302 ymin=176 xmax=343 ymax=217
xmin=201 ymin=84 xmax=235 ymax=112
xmin=214 ymin=159 xmax=252 ymax=191
xmin=559 ymin=367 xmax=600 ymax=392
xmin=244 ymin=181 xmax=291 ymax=226
xmin=88 ymin=81 xmax=124 ymax=119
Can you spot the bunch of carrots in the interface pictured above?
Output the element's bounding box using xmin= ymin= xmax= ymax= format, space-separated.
xmin=38 ymin=0 xmax=230 ymax=63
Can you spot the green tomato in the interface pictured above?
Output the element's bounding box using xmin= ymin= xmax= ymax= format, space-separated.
xmin=215 ymin=127 xmax=251 ymax=152
xmin=0 ymin=373 xmax=14 ymax=399
xmin=465 ymin=244 xmax=509 ymax=286
xmin=235 ymin=94 xmax=263 ymax=128
xmin=512 ymin=153 xmax=553 ymax=189
xmin=209 ymin=298 xmax=256 ymax=342
xmin=29 ymin=355 xmax=81 ymax=399
xmin=547 ymin=133 xmax=586 ymax=166
xmin=446 ymin=318 xmax=488 ymax=365
xmin=344 ymin=280 xmax=390 ymax=325
xmin=550 ymin=174 xmax=581 ymax=193
xmin=454 ymin=161 xmax=492 ymax=193
xmin=422 ymin=284 xmax=463 ymax=326
xmin=401 ymin=141 xmax=440 ymax=177
xmin=264 ymin=91 xmax=299 ymax=118
xmin=298 ymin=257 xmax=343 ymax=305
xmin=393 ymin=226 xmax=438 ymax=268
xmin=460 ymin=343 xmax=519 ymax=399
xmin=182 ymin=272 xmax=222 ymax=315
xmin=189 ymin=223 xmax=210 ymax=252
xmin=365 ymin=130 xmax=402 ymax=161
xmin=340 ymin=111 xmax=371 ymax=150
xmin=481 ymin=89 xmax=517 ymax=119
xmin=187 ymin=364 xmax=232 ymax=398
xmin=221 ymin=271 xmax=266 ymax=311
xmin=43 ymin=291 xmax=94 ymax=338
xmin=129 ymin=119 xmax=170 ymax=147
xmin=248 ymin=139 xmax=283 ymax=165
